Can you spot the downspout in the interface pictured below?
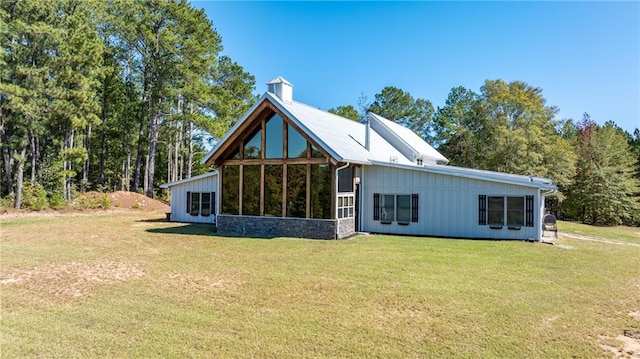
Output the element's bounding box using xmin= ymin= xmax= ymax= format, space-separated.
xmin=335 ymin=162 xmax=350 ymax=238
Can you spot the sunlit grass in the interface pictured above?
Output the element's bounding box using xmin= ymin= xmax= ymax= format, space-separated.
xmin=2 ymin=212 xmax=639 ymax=358
xmin=559 ymin=220 xmax=640 ymax=244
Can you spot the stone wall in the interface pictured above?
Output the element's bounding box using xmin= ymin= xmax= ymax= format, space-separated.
xmin=216 ymin=215 xmax=339 ymax=239
xmin=337 ymin=217 xmax=356 ymax=238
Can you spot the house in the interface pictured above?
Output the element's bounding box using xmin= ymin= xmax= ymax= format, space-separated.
xmin=163 ymin=76 xmax=557 ymax=240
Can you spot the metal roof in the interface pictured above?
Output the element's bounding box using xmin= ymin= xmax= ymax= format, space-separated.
xmin=370 ymin=160 xmax=557 ymax=190
xmin=159 ymin=170 xmax=218 ymax=188
xmin=366 ymin=112 xmax=449 ymax=164
xmin=200 ymin=85 xmax=556 ymax=191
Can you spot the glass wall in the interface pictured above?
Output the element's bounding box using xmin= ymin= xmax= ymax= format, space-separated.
xmin=242 ymin=165 xmax=260 ymax=215
xmin=310 ymin=164 xmax=332 ymax=219
xmin=287 ymin=164 xmax=307 ymax=218
xmin=222 ymin=165 xmax=239 ymax=214
xmin=264 ymin=165 xmax=283 ymax=216
xmin=265 ymin=115 xmax=283 ymax=159
xmin=219 ymin=110 xmax=337 ymax=220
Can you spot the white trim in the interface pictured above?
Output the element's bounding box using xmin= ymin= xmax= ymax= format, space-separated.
xmin=369 ymin=160 xmax=557 ymax=190
xmin=160 ymin=170 xmax=218 ymax=188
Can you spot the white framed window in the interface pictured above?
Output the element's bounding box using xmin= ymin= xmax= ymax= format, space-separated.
xmin=338 ymin=193 xmax=354 ymax=218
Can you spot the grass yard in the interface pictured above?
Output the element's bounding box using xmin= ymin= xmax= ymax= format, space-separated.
xmin=559 ymin=220 xmax=640 ymax=245
xmin=1 ymin=211 xmax=639 ymax=358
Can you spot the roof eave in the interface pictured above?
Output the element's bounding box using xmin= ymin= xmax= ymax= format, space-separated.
xmin=369 ymin=160 xmax=557 ymax=190
xmin=159 ymin=170 xmax=219 ymax=188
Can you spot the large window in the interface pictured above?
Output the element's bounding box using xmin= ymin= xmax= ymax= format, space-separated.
xmin=265 ymin=114 xmax=283 ymax=158
xmin=311 ymin=164 xmax=332 ymax=219
xmin=190 ymin=192 xmax=200 ymax=216
xmin=396 ymin=195 xmax=411 ymax=223
xmin=482 ymin=196 xmax=526 ymax=227
xmin=243 ymin=165 xmax=260 ymax=215
xmin=488 ymin=196 xmax=505 ymax=225
xmin=219 ymin=109 xmax=336 ymax=219
xmin=187 ymin=191 xmax=215 ymax=217
xmin=287 ymin=165 xmax=307 ymax=218
xmin=380 ymin=195 xmax=395 ymax=222
xmin=264 ymin=165 xmax=283 ymax=216
xmin=507 ymin=197 xmax=524 ymax=226
xmin=244 ymin=128 xmax=262 ymax=159
xmin=374 ymin=193 xmax=419 ymax=223
xmin=222 ymin=166 xmax=239 ymax=214
xmin=288 ymin=124 xmax=307 ymax=158
xmin=201 ymin=192 xmax=211 ymax=216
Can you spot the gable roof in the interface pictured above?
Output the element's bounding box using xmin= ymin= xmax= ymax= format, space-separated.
xmin=366 ymin=113 xmax=449 ymax=164
xmin=200 ymin=79 xmax=556 ymax=191
xmin=202 ymin=92 xmax=418 ymax=166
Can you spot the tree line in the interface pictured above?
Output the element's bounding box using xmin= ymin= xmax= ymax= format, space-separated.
xmin=1 ymin=0 xmax=255 ymax=209
xmin=330 ymin=81 xmax=640 ymax=226
xmin=2 ymin=1 xmax=638 ymax=226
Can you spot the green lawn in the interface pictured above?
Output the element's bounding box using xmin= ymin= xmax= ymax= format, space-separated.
xmin=1 ymin=211 xmax=639 ymax=358
xmin=559 ymin=220 xmax=640 ymax=245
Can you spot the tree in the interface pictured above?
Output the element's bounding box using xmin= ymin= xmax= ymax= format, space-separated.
xmin=431 ymin=86 xmax=481 ymax=167
xmin=367 ymin=86 xmax=434 ymax=140
xmin=432 ymin=80 xmax=577 ymax=193
xmin=563 ymin=115 xmax=640 ymax=225
xmin=328 ymin=105 xmax=360 ymax=121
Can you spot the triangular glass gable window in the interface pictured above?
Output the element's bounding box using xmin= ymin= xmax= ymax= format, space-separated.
xmin=244 ymin=128 xmax=262 ymax=159
xmin=265 ymin=114 xmax=284 ymax=159
xmin=287 ymin=125 xmax=307 ymax=158
xmin=311 ymin=145 xmax=324 ymax=159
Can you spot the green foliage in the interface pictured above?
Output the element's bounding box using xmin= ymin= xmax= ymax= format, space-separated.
xmin=49 ymin=192 xmax=66 ymax=210
xmin=563 ymin=116 xmax=640 ymax=225
xmin=368 ymin=86 xmax=434 ymax=139
xmin=328 ymin=105 xmax=360 ymax=121
xmin=433 ymin=80 xmax=577 ymax=194
xmin=98 ymin=194 xmax=111 ymax=209
xmin=20 ymin=182 xmax=48 ymax=211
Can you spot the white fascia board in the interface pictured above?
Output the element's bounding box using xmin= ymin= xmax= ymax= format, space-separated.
xmin=369 ymin=161 xmax=557 ymax=190
xmin=200 ymin=93 xmax=271 ymax=165
xmin=159 ymin=170 xmax=218 ymax=188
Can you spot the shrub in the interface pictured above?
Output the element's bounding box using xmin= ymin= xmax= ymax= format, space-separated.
xmin=21 ymin=183 xmax=48 ymax=211
xmin=49 ymin=192 xmax=66 ymax=210
xmin=99 ymin=194 xmax=111 ymax=210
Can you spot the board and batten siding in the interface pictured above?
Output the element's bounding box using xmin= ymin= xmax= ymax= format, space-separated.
xmin=360 ymin=165 xmax=542 ymax=240
xmin=167 ymin=173 xmax=218 ymax=224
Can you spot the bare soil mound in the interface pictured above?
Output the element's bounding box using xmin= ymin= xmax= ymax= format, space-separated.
xmin=110 ymin=191 xmax=169 ymax=211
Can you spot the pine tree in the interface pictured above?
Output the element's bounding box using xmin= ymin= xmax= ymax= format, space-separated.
xmin=564 ymin=115 xmax=640 ymax=224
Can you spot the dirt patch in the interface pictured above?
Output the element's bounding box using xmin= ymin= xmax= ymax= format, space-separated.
xmin=0 ymin=191 xmax=168 ymax=219
xmin=560 ymin=233 xmax=640 ymax=248
xmin=600 ymin=311 xmax=640 ymax=358
xmin=1 ymin=259 xmax=144 ymax=303
xmin=109 ymin=191 xmax=169 ymax=211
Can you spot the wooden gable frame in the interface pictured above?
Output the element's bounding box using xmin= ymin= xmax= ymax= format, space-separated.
xmin=211 ymin=97 xmax=340 ymax=219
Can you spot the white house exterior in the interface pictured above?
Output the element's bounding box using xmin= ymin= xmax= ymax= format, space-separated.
xmin=164 ymin=77 xmax=556 ymax=240
xmin=160 ymin=171 xmax=217 ymax=224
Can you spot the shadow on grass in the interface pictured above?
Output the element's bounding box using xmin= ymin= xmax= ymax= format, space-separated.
xmin=146 ymin=223 xmax=216 ymax=236
xmin=137 ymin=217 xmax=169 ymax=223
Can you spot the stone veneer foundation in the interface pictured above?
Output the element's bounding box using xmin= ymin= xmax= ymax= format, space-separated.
xmin=216 ymin=215 xmax=356 ymax=239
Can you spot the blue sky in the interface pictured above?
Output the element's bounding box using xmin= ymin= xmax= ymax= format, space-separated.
xmin=195 ymin=1 xmax=640 ymax=134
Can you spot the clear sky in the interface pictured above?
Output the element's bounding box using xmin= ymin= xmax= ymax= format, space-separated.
xmin=194 ymin=1 xmax=640 ymax=134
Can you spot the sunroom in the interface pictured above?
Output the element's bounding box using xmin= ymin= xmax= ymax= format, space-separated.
xmin=206 ymin=96 xmax=358 ymax=239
